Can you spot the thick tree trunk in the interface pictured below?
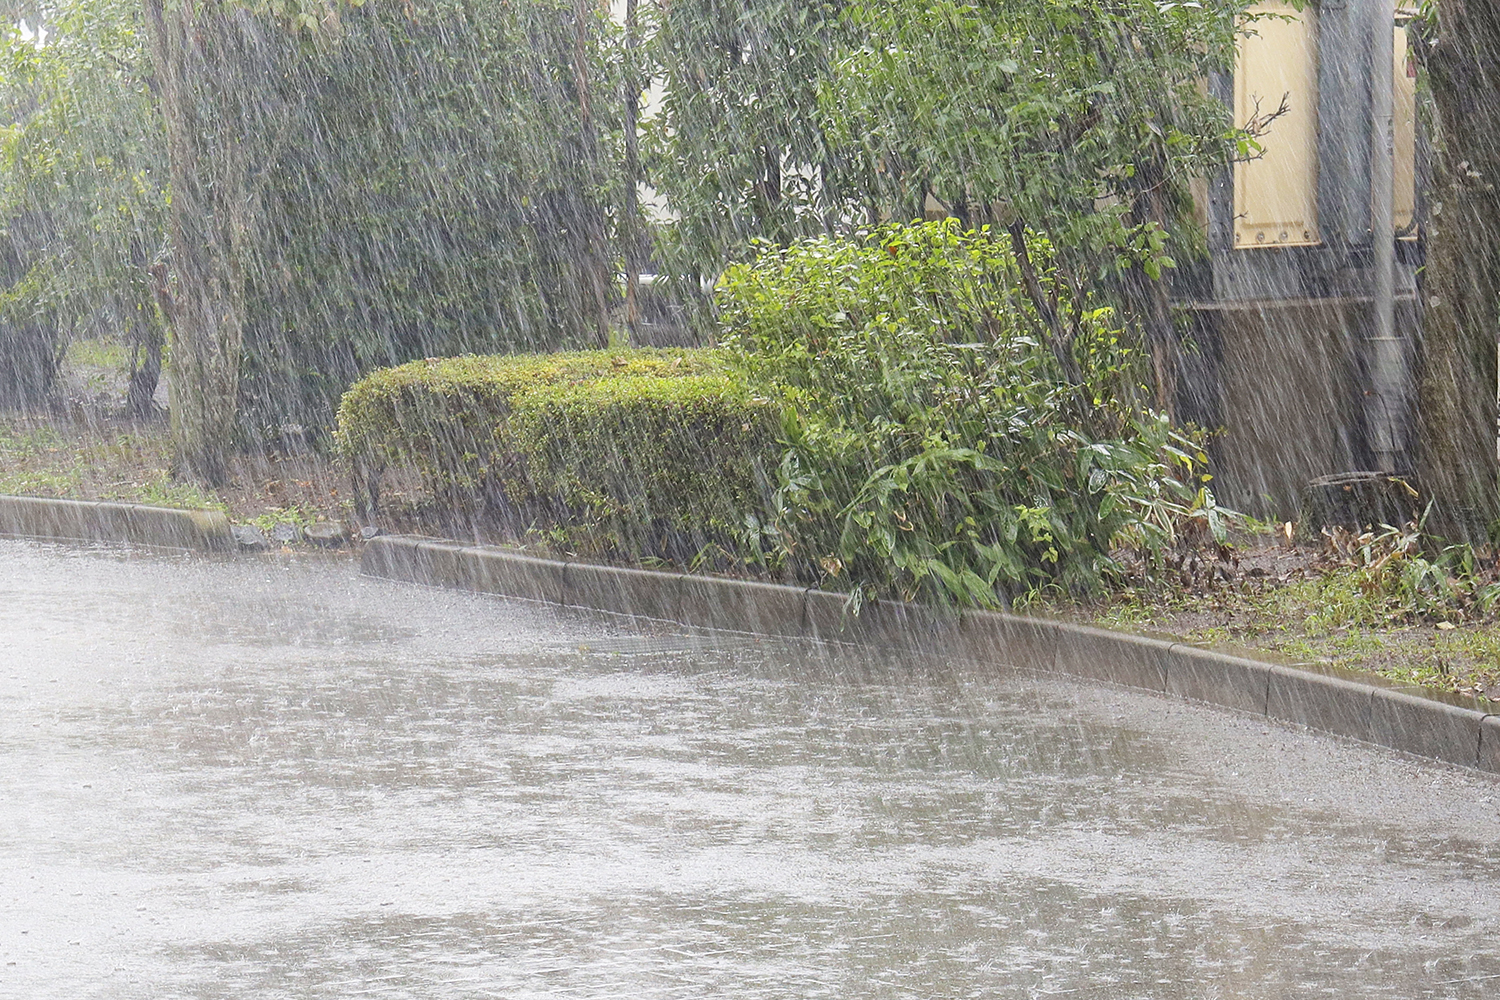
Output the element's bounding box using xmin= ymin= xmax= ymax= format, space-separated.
xmin=125 ymin=247 xmax=165 ymax=419
xmin=143 ymin=0 xmax=249 ymax=486
xmin=1417 ymin=1 xmax=1500 ymax=540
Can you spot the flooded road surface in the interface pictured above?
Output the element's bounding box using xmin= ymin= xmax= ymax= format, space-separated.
xmin=1 ymin=539 xmax=1498 ymax=999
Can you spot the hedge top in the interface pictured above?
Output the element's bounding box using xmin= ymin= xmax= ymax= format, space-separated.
xmin=336 ymin=347 xmax=732 ymax=465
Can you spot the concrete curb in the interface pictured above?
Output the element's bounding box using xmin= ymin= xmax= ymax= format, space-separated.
xmin=0 ymin=495 xmax=233 ymax=552
xmin=361 ymin=534 xmax=1500 ymax=774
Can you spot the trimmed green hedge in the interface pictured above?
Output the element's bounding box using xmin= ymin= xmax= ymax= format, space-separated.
xmin=337 ymin=348 xmax=778 ymax=558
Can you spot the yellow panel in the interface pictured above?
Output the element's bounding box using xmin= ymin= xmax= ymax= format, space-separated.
xmin=1393 ymin=23 xmax=1417 ymax=237
xmin=1190 ymin=175 xmax=1210 ymax=239
xmin=1234 ymin=3 xmax=1320 ymax=248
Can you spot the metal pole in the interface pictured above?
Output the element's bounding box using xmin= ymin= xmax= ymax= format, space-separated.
xmin=623 ymin=0 xmax=641 ymax=341
xmin=1367 ymin=0 xmax=1401 ymax=471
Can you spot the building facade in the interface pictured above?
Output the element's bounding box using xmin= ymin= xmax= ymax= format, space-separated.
xmin=1175 ymin=1 xmax=1420 ymax=516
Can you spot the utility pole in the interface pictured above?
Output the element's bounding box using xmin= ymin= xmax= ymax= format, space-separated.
xmin=623 ymin=0 xmax=642 ymax=342
xmin=1365 ymin=0 xmax=1401 ymax=472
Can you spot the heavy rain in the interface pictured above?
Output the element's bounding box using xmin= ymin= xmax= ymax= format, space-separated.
xmin=1 ymin=0 xmax=1498 ymax=996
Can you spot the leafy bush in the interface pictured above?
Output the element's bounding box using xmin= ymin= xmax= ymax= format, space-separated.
xmin=718 ymin=220 xmax=1224 ymax=606
xmin=337 ymin=348 xmax=777 ymax=559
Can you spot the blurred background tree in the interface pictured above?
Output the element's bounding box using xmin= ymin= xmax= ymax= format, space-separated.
xmin=642 ymin=0 xmax=1254 ymax=378
xmin=0 ymin=0 xmax=166 ymax=412
xmin=641 ymin=0 xmax=852 ymax=322
xmin=238 ymin=0 xmax=623 ymax=447
xmin=2 ymin=0 xmax=623 ymax=482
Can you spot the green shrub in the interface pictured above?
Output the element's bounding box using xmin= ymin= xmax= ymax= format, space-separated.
xmin=509 ymin=372 xmax=776 ymax=557
xmin=336 ymin=348 xmax=778 ymax=558
xmin=718 ymin=220 xmax=1226 ymax=606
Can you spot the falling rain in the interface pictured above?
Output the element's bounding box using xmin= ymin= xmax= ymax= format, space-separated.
xmin=1 ymin=1 xmax=1498 ymax=996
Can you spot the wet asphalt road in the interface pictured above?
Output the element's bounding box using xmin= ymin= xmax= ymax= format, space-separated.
xmin=0 ymin=539 xmax=1498 ymax=1000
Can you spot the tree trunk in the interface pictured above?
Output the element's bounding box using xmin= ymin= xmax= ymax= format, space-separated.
xmin=1122 ymin=156 xmax=1177 ymax=416
xmin=1417 ymin=0 xmax=1500 ymax=540
xmin=125 ymin=313 xmax=164 ymax=419
xmin=124 ymin=244 xmax=164 ymax=419
xmin=143 ymin=0 xmax=249 ymax=486
xmin=1006 ymin=220 xmax=1080 ymax=384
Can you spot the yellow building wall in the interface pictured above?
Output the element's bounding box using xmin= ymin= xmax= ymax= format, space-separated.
xmin=1234 ymin=2 xmax=1320 ymax=248
xmin=1393 ymin=23 xmax=1418 ymax=236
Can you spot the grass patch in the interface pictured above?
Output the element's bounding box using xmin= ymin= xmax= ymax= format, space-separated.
xmin=0 ymin=420 xmax=175 ymax=502
xmin=136 ymin=473 xmax=227 ymax=512
xmin=242 ymin=504 xmax=323 ymax=533
xmin=0 ymin=415 xmax=347 ymax=528
xmin=1043 ymin=553 xmax=1500 ymax=704
xmin=63 ymin=337 xmax=130 ymax=371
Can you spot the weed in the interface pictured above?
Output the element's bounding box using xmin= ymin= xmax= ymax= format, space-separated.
xmin=244 ymin=505 xmax=320 ymax=533
xmin=136 ymin=475 xmax=226 ymax=512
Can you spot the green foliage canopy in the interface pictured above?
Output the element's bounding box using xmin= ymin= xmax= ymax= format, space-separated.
xmin=0 ymin=0 xmax=624 ymax=437
xmin=0 ymin=0 xmax=166 ymax=405
xmin=644 ymin=0 xmax=1257 ymax=309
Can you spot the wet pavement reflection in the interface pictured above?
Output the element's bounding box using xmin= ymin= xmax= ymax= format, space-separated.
xmin=1 ymin=539 xmax=1497 ymax=998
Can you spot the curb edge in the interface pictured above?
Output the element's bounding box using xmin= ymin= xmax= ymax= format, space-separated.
xmin=0 ymin=494 xmax=233 ymax=552
xmin=360 ymin=534 xmax=1499 ymax=774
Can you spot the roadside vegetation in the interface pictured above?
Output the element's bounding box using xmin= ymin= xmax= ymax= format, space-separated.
xmin=1044 ymin=519 xmax=1500 ymax=703
xmin=337 ymin=348 xmax=774 ymax=561
xmin=338 ymin=222 xmax=1227 ymax=599
xmin=716 ymin=222 xmax=1228 ymax=606
xmin=330 ymin=218 xmax=1500 ymax=704
xmin=0 ymin=338 xmax=347 ymax=530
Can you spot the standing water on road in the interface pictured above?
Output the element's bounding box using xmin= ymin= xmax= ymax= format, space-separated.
xmin=1 ymin=539 xmax=1498 ymax=999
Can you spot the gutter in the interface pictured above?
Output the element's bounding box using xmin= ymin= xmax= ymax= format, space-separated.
xmin=361 ymin=535 xmax=1500 ymax=775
